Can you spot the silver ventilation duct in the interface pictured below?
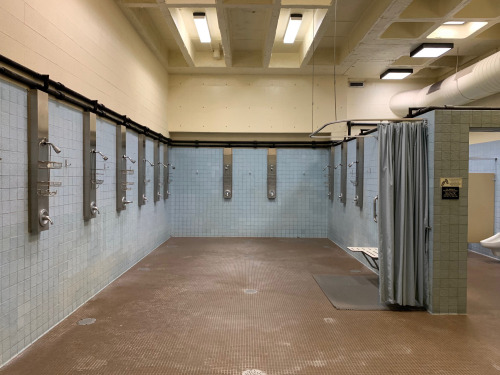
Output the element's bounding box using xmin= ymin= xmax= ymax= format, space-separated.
xmin=390 ymin=50 xmax=500 ymax=117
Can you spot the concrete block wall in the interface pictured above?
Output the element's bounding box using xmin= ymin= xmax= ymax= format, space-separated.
xmin=328 ymin=136 xmax=379 ymax=270
xmin=168 ymin=147 xmax=329 ymax=237
xmin=0 ymin=79 xmax=170 ymax=365
xmin=425 ymin=110 xmax=500 ymax=314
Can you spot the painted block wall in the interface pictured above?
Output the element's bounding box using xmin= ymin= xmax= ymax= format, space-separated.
xmin=0 ymin=0 xmax=169 ymax=135
xmin=327 ymin=136 xmax=379 ymax=270
xmin=468 ymin=141 xmax=500 ymax=259
xmin=0 ymin=79 xmax=170 ymax=365
xmin=168 ymin=148 xmax=329 ymax=237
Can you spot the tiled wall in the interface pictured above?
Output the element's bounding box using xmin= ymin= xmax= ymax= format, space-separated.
xmin=468 ymin=141 xmax=500 ymax=259
xmin=425 ymin=110 xmax=500 ymax=314
xmin=168 ymin=148 xmax=329 ymax=237
xmin=327 ymin=137 xmax=379 ymax=270
xmin=0 ymin=79 xmax=170 ymax=365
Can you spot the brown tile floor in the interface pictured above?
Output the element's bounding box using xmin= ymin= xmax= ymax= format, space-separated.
xmin=1 ymin=238 xmax=499 ymax=374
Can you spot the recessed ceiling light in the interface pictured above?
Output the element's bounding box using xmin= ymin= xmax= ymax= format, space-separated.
xmin=410 ymin=43 xmax=454 ymax=58
xmin=427 ymin=22 xmax=488 ymax=39
xmin=193 ymin=12 xmax=211 ymax=44
xmin=380 ymin=69 xmax=413 ymax=80
xmin=284 ymin=14 xmax=302 ymax=44
xmin=444 ymin=21 xmax=465 ymax=25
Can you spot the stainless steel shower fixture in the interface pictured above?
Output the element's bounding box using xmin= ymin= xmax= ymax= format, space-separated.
xmin=340 ymin=143 xmax=347 ymax=205
xmin=354 ymin=138 xmax=364 ymax=208
xmin=329 ymin=147 xmax=334 ymax=200
xmin=116 ymin=125 xmax=134 ymax=212
xmin=83 ymin=112 xmax=104 ymax=220
xmin=348 ymin=161 xmax=358 ymax=167
xmin=138 ymin=134 xmax=147 ymax=206
xmin=154 ymin=141 xmax=161 ymax=202
xmin=28 ymin=89 xmax=62 ymax=233
xmin=267 ymin=149 xmax=277 ymax=199
xmin=223 ymin=148 xmax=232 ymax=199
xmin=163 ymin=145 xmax=170 ymax=200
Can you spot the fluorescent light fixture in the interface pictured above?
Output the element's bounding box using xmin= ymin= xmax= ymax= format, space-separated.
xmin=410 ymin=43 xmax=454 ymax=58
xmin=380 ymin=68 xmax=413 ymax=80
xmin=284 ymin=13 xmax=302 ymax=44
xmin=444 ymin=21 xmax=465 ymax=25
xmin=193 ymin=12 xmax=211 ymax=43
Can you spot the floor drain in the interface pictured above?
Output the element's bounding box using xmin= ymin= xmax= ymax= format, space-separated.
xmin=138 ymin=267 xmax=150 ymax=271
xmin=244 ymin=289 xmax=258 ymax=294
xmin=77 ymin=318 xmax=96 ymax=326
xmin=350 ymin=269 xmax=362 ymax=273
xmin=242 ymin=370 xmax=267 ymax=375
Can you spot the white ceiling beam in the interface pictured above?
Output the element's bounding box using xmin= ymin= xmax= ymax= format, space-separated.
xmin=156 ymin=1 xmax=196 ymax=67
xmin=215 ymin=0 xmax=232 ymax=68
xmin=117 ymin=4 xmax=169 ymax=68
xmin=262 ymin=0 xmax=281 ymax=68
xmin=299 ymin=8 xmax=330 ymax=68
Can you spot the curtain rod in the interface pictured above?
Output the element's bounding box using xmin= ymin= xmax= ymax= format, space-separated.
xmin=309 ymin=118 xmax=425 ymax=139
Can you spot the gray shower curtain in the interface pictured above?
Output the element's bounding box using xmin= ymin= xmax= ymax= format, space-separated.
xmin=378 ymin=121 xmax=428 ymax=306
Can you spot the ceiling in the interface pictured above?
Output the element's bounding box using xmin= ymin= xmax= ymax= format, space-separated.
xmin=116 ymin=0 xmax=500 ymax=80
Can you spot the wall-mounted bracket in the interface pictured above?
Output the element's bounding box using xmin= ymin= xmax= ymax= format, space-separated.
xmin=267 ymin=148 xmax=277 ymax=199
xmin=223 ymin=148 xmax=232 ymax=199
xmin=354 ymin=137 xmax=364 ymax=208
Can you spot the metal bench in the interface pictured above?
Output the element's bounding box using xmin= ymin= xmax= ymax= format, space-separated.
xmin=347 ymin=247 xmax=379 ymax=270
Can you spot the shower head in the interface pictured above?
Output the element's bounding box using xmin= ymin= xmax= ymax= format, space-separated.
xmin=39 ymin=138 xmax=62 ymax=154
xmin=92 ymin=150 xmax=108 ymax=161
xmin=51 ymin=144 xmax=62 ymax=154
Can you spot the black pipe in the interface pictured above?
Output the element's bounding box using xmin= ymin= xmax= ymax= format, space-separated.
xmin=408 ymin=106 xmax=500 ymax=118
xmin=1 ymin=55 xmax=330 ymax=149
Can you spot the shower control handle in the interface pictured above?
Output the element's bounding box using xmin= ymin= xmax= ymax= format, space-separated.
xmin=143 ymin=194 xmax=148 ymax=203
xmin=90 ymin=201 xmax=100 ymax=215
xmin=39 ymin=209 xmax=53 ymax=227
xmin=122 ymin=197 xmax=133 ymax=205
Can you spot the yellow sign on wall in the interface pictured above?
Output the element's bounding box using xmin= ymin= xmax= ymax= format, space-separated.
xmin=440 ymin=178 xmax=463 ymax=188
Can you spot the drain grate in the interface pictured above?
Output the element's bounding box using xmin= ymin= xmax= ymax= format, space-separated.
xmin=244 ymin=289 xmax=258 ymax=294
xmin=242 ymin=370 xmax=267 ymax=375
xmin=138 ymin=267 xmax=150 ymax=271
xmin=350 ymin=269 xmax=362 ymax=273
xmin=77 ymin=318 xmax=96 ymax=326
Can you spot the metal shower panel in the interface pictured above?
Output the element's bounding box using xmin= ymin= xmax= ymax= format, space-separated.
xmin=138 ymin=134 xmax=146 ymax=206
xmin=355 ymin=138 xmax=364 ymax=208
xmin=154 ymin=140 xmax=160 ymax=202
xmin=83 ymin=112 xmax=98 ymax=220
xmin=267 ymin=148 xmax=276 ymax=199
xmin=223 ymin=148 xmax=232 ymax=199
xmin=116 ymin=125 xmax=133 ymax=212
xmin=329 ymin=147 xmax=334 ymax=201
xmin=163 ymin=145 xmax=169 ymax=200
xmin=340 ymin=142 xmax=347 ymax=205
xmin=28 ymin=89 xmax=59 ymax=234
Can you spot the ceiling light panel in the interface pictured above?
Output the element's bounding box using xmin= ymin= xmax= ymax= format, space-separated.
xmin=410 ymin=43 xmax=453 ymax=58
xmin=193 ymin=12 xmax=211 ymax=43
xmin=284 ymin=14 xmax=303 ymax=44
xmin=380 ymin=69 xmax=413 ymax=80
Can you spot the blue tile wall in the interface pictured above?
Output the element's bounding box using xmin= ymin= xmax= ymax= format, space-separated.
xmin=468 ymin=141 xmax=500 ymax=259
xmin=327 ymin=137 xmax=379 ymax=270
xmin=0 ymin=79 xmax=169 ymax=366
xmin=168 ymin=148 xmax=328 ymax=237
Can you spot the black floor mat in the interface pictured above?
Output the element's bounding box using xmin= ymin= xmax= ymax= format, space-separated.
xmin=313 ymin=274 xmax=389 ymax=311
